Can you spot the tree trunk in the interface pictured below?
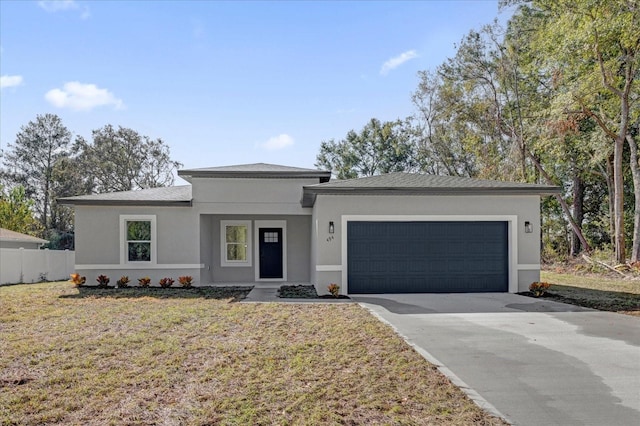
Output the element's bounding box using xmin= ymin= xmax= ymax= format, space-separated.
xmin=570 ymin=174 xmax=585 ymax=257
xmin=613 ymin=136 xmax=626 ymax=263
xmin=613 ymin=132 xmax=627 ymax=263
xmin=524 ymin=147 xmax=591 ymax=252
xmin=43 ymin=170 xmax=50 ymax=231
xmin=628 ymin=134 xmax=640 ymax=262
xmin=605 ymin=155 xmax=615 ymax=244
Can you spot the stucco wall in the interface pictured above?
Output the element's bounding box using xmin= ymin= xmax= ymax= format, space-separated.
xmin=312 ymin=194 xmax=542 ymax=294
xmin=199 ymin=214 xmax=311 ymax=283
xmin=191 ymin=177 xmax=316 ymax=215
xmin=72 ymin=177 xmax=319 ymax=286
xmin=73 ymin=205 xmax=202 ymax=285
xmin=190 ymin=177 xmax=315 ymax=283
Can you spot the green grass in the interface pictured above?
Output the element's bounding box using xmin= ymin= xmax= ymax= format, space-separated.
xmin=0 ymin=282 xmax=505 ymax=425
xmin=541 ymin=270 xmax=640 ymax=315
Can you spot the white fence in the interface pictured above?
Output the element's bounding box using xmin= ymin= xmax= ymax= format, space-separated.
xmin=0 ymin=248 xmax=75 ymax=285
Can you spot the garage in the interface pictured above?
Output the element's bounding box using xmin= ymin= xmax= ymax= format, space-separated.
xmin=347 ymin=221 xmax=509 ymax=293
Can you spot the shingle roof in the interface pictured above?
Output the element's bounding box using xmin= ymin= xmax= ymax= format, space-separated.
xmin=57 ymin=185 xmax=192 ymax=206
xmin=0 ymin=228 xmax=48 ymax=244
xmin=301 ymin=172 xmax=561 ymax=206
xmin=178 ymin=163 xmax=331 ymax=182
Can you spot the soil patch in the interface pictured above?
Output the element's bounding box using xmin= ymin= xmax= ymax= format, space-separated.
xmin=63 ymin=285 xmax=253 ymax=302
xmin=278 ymin=284 xmax=350 ymax=299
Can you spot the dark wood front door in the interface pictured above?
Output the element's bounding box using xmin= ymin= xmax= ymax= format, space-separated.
xmin=259 ymin=228 xmax=283 ymax=279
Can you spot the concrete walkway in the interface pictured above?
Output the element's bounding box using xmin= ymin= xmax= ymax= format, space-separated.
xmin=354 ymin=293 xmax=640 ymax=426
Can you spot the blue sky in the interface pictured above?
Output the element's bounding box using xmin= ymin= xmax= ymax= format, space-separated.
xmin=1 ymin=0 xmax=509 ymax=182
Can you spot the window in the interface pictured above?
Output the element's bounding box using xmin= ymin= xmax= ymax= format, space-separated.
xmin=221 ymin=220 xmax=252 ymax=266
xmin=127 ymin=221 xmax=151 ymax=261
xmin=263 ymin=232 xmax=278 ymax=243
xmin=120 ymin=215 xmax=157 ymax=264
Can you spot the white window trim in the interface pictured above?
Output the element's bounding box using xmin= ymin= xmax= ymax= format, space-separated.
xmin=120 ymin=215 xmax=157 ymax=265
xmin=220 ymin=220 xmax=252 ymax=267
xmin=254 ymin=220 xmax=287 ymax=282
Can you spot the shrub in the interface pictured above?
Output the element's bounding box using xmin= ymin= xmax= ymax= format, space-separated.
xmin=159 ymin=277 xmax=175 ymax=288
xmin=96 ymin=275 xmax=110 ymax=288
xmin=529 ymin=281 xmax=551 ymax=297
xmin=138 ymin=277 xmax=151 ymax=287
xmin=116 ymin=276 xmax=130 ymax=288
xmin=328 ymin=283 xmax=340 ymax=298
xmin=178 ymin=276 xmax=193 ymax=288
xmin=69 ymin=273 xmax=86 ymax=287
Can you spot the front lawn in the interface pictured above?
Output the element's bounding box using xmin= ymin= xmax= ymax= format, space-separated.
xmin=541 ymin=270 xmax=640 ymax=316
xmin=0 ymin=282 xmax=505 ymax=425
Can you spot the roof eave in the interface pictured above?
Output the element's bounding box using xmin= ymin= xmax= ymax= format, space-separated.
xmin=179 ymin=170 xmax=331 ymax=181
xmin=301 ymin=186 xmax=561 ymax=207
xmin=0 ymin=238 xmax=49 ymax=244
xmin=57 ymin=199 xmax=193 ymax=207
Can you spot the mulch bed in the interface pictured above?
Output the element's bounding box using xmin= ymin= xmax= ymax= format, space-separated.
xmin=518 ymin=290 xmax=640 ymax=314
xmin=277 ymin=284 xmax=350 ymax=299
xmin=68 ymin=285 xmax=253 ymax=302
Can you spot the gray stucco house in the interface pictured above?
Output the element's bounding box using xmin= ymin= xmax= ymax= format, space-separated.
xmin=59 ymin=163 xmax=559 ymax=295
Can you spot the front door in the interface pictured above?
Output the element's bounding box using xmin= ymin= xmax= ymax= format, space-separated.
xmin=259 ymin=228 xmax=283 ymax=279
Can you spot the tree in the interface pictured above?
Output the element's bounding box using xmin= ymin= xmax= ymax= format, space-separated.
xmin=2 ymin=114 xmax=72 ymax=231
xmin=511 ymin=0 xmax=640 ymax=262
xmin=410 ymin=21 xmax=595 ymax=254
xmin=76 ymin=125 xmax=182 ymax=193
xmin=410 ymin=70 xmax=483 ymax=177
xmin=0 ymin=185 xmax=42 ymax=236
xmin=316 ymin=118 xmax=416 ymax=179
xmin=46 ymin=155 xmax=94 ymax=249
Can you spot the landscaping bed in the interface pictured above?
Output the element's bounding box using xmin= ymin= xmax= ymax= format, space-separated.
xmin=71 ymin=285 xmax=252 ymax=302
xmin=539 ymin=270 xmax=640 ymax=316
xmin=0 ymin=281 xmax=506 ymax=425
xmin=277 ymin=284 xmax=350 ymax=299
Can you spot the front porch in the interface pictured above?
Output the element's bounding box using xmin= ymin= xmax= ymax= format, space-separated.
xmin=198 ymin=214 xmax=312 ymax=285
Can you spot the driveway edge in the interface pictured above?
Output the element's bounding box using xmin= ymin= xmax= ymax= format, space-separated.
xmin=360 ymin=304 xmax=512 ymax=424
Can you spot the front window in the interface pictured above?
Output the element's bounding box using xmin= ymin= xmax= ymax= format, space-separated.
xmin=221 ymin=220 xmax=251 ymax=266
xmin=127 ymin=220 xmax=151 ymax=262
xmin=120 ymin=215 xmax=156 ymax=264
xmin=226 ymin=225 xmax=248 ymax=261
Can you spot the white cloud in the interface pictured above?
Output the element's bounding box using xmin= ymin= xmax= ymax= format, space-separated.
xmin=380 ymin=50 xmax=418 ymax=75
xmin=38 ymin=1 xmax=90 ymax=19
xmin=0 ymin=75 xmax=23 ymax=89
xmin=45 ymin=81 xmax=124 ymax=111
xmin=259 ymin=134 xmax=294 ymax=151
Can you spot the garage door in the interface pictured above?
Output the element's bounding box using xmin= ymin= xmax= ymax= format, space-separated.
xmin=347 ymin=221 xmax=508 ymax=293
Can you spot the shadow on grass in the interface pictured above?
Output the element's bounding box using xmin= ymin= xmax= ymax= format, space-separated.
xmin=60 ymin=286 xmax=253 ymax=302
xmin=523 ymin=285 xmax=640 ymax=314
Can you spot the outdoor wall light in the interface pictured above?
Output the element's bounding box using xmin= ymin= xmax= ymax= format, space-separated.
xmin=329 ymin=221 xmax=335 ymax=234
xmin=524 ymin=221 xmax=533 ymax=233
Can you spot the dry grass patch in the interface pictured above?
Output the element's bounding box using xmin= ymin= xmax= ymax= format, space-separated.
xmin=0 ymin=282 xmax=505 ymax=425
xmin=541 ymin=270 xmax=640 ymax=316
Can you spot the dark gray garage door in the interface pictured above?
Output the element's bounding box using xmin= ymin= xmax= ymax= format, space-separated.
xmin=347 ymin=221 xmax=508 ymax=293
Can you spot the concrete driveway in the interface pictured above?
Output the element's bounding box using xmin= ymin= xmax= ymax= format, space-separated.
xmin=354 ymin=293 xmax=640 ymax=426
